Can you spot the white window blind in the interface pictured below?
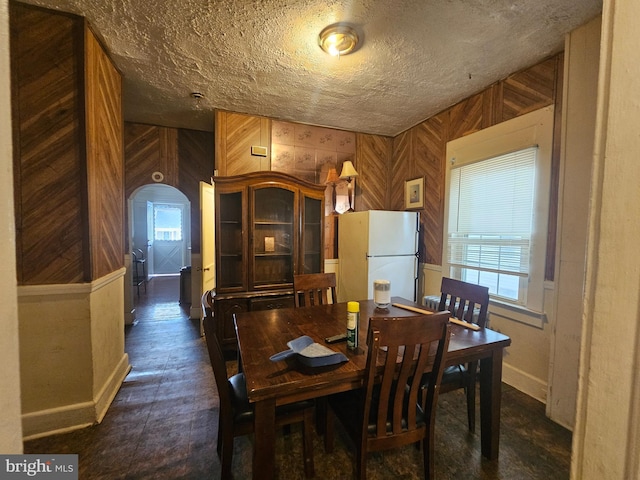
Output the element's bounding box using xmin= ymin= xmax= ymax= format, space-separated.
xmin=448 ymin=147 xmax=537 ymax=301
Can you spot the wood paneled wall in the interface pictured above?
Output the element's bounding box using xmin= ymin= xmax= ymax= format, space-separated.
xmin=215 ymin=110 xmax=270 ymax=175
xmin=394 ymin=55 xmax=563 ymax=277
xmin=355 ymin=133 xmax=393 ymax=211
xmin=124 ymin=124 xmax=178 ymax=199
xmin=178 ymin=129 xmax=215 ymax=253
xmin=85 ymin=26 xmax=124 ymax=280
xmin=11 ymin=2 xmax=124 ymax=284
xmin=213 ymin=56 xmax=563 ymax=272
xmin=124 ymin=123 xmax=214 ymax=254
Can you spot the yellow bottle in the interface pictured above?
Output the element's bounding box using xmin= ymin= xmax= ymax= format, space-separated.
xmin=346 ymin=301 xmax=360 ymax=350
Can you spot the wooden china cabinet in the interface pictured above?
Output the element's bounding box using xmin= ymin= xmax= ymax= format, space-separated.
xmin=213 ymin=171 xmax=325 ymax=350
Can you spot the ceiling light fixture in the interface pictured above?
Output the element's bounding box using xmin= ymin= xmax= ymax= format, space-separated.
xmin=318 ymin=23 xmax=359 ymax=57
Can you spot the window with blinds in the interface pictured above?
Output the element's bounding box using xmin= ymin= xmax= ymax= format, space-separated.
xmin=447 ymin=147 xmax=537 ymax=304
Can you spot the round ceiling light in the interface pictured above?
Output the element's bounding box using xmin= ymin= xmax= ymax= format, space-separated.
xmin=318 ymin=23 xmax=359 ymax=57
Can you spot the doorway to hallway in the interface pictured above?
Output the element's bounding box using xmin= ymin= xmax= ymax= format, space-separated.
xmin=129 ymin=184 xmax=191 ymax=278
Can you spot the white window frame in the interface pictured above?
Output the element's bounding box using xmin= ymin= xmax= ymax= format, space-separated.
xmin=443 ymin=106 xmax=554 ymax=313
xmin=153 ymin=203 xmax=184 ymax=242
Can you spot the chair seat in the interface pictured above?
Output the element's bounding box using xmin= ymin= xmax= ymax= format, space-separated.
xmin=229 ymin=373 xmax=316 ymax=424
xmin=329 ymin=384 xmax=426 ymax=436
xmin=417 ymin=365 xmax=469 ymax=396
xmin=441 ymin=364 xmax=469 ymax=385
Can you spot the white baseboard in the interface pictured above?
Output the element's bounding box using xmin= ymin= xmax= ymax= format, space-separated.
xmin=95 ymin=354 xmax=131 ymax=423
xmin=502 ymin=362 xmax=548 ymax=404
xmin=22 ymin=353 xmax=131 ymax=441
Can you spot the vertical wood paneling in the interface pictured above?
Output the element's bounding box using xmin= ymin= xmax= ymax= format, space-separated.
xmin=393 ymin=55 xmax=561 ymax=277
xmin=449 ymin=92 xmax=483 ymax=141
xmin=85 ymin=26 xmax=123 ymax=280
xmin=124 ymin=123 xmax=214 ymax=255
xmin=414 ymin=113 xmax=447 ymax=265
xmin=124 ymin=124 xmax=179 ymax=199
xmin=12 ymin=3 xmax=127 ymax=284
xmin=178 ymin=129 xmax=214 ymax=254
xmin=216 ymin=111 xmax=271 ymax=175
xmin=391 ymin=130 xmax=413 ymax=210
xmin=482 ymin=84 xmax=500 ymax=129
xmin=11 ymin=3 xmax=86 ymax=284
xmin=356 ymin=133 xmax=392 ymax=211
xmin=501 ymin=57 xmax=556 ymax=122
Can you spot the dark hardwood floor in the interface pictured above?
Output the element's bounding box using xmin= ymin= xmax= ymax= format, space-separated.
xmin=24 ymin=276 xmax=572 ymax=479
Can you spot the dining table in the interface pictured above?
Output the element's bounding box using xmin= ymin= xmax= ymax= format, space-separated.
xmin=233 ymin=296 xmax=512 ymax=480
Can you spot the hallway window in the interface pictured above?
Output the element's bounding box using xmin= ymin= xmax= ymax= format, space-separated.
xmin=154 ymin=204 xmax=182 ymax=241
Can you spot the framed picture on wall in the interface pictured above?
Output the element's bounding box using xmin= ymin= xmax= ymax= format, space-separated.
xmin=404 ymin=177 xmax=424 ymax=210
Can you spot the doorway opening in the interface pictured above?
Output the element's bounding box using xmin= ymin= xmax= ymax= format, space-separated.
xmin=128 ymin=184 xmax=191 ymax=312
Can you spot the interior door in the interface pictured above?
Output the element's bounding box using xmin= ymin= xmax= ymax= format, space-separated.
xmin=200 ymin=181 xmax=215 ymax=296
xmin=152 ymin=203 xmax=186 ymax=274
xmin=146 ymin=201 xmax=153 ymax=273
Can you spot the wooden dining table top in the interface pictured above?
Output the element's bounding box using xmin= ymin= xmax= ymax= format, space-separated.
xmin=234 ymin=296 xmax=512 ymax=406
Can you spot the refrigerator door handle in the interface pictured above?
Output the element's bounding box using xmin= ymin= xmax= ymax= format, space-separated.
xmin=366 ymin=253 xmax=417 ymax=259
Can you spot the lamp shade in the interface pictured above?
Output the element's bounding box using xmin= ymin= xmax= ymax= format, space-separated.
xmin=339 ymin=160 xmax=358 ymax=179
xmin=325 ymin=168 xmax=340 ymax=184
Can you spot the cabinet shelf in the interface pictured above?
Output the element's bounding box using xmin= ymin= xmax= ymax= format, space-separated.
xmin=254 ymin=221 xmax=293 ymax=226
xmin=213 ymin=172 xmax=325 ymax=350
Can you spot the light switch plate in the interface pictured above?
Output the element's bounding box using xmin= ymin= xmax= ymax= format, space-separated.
xmin=251 ymin=145 xmax=268 ymax=157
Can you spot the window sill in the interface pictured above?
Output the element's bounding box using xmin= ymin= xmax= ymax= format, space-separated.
xmin=489 ymin=299 xmax=546 ymax=329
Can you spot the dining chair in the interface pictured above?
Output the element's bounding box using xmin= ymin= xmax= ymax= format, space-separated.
xmin=292 ymin=272 xmax=337 ymax=448
xmin=293 ymin=272 xmax=337 ymax=307
xmin=430 ymin=277 xmax=490 ymax=433
xmin=327 ymin=311 xmax=451 ymax=480
xmin=202 ymin=291 xmax=316 ymax=478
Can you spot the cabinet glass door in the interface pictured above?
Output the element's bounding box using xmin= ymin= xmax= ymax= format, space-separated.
xmin=217 ymin=191 xmax=244 ymax=290
xmin=252 ymin=187 xmax=295 ymax=288
xmin=302 ymin=195 xmax=322 ymax=274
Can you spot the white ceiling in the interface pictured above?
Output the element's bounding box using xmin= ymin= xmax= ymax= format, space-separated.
xmin=19 ymin=0 xmax=602 ymax=136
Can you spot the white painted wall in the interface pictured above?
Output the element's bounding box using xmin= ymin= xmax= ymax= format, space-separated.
xmin=547 ymin=16 xmax=601 ymax=431
xmin=18 ymin=273 xmax=131 ymax=439
xmin=572 ymin=0 xmax=640 ymax=477
xmin=0 ymin=0 xmax=24 ymax=453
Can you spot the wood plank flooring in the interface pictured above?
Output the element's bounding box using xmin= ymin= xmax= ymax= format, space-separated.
xmin=24 ymin=276 xmax=572 ymax=479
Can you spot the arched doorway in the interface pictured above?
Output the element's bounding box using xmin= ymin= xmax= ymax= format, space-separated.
xmin=128 ymin=184 xmax=191 ymax=306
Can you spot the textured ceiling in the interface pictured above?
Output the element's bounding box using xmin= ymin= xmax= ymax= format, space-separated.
xmin=19 ymin=0 xmax=602 ymax=136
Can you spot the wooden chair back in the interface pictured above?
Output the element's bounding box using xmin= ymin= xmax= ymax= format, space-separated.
xmin=202 ymin=292 xmax=234 ymax=426
xmin=293 ymin=272 xmax=337 ymax=307
xmin=438 ymin=277 xmax=489 ymax=327
xmin=202 ymin=289 xmax=315 ymax=478
xmin=436 ymin=278 xmax=490 ymax=433
xmin=361 ymin=312 xmax=451 ymax=479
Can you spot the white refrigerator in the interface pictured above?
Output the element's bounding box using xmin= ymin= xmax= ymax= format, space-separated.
xmin=337 ymin=210 xmax=419 ymax=303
